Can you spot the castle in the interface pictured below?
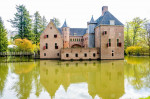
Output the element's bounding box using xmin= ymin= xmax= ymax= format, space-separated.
xmin=40 ymin=6 xmax=124 ymax=60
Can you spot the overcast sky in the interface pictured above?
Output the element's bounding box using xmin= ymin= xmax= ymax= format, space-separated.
xmin=0 ymin=0 xmax=150 ymax=30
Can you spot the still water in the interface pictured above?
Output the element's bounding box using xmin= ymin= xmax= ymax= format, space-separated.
xmin=0 ymin=56 xmax=150 ymax=99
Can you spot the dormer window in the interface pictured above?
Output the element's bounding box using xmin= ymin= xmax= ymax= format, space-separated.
xmin=110 ymin=20 xmax=115 ymax=25
xmin=74 ymin=33 xmax=77 ymax=36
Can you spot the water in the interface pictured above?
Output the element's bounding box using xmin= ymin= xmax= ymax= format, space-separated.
xmin=0 ymin=56 xmax=150 ymax=99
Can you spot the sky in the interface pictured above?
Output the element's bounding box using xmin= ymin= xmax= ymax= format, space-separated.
xmin=0 ymin=0 xmax=150 ymax=31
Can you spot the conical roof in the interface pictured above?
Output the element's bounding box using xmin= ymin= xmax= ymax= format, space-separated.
xmin=89 ymin=15 xmax=97 ymax=24
xmin=62 ymin=19 xmax=68 ymax=28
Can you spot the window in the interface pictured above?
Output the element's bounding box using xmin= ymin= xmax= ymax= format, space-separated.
xmin=44 ymin=35 xmax=48 ymax=38
xmin=57 ymin=53 xmax=59 ymax=56
xmin=55 ymin=43 xmax=58 ymax=49
xmin=50 ymin=27 xmax=52 ymax=29
xmin=54 ymin=34 xmax=57 ymax=38
xmin=93 ymin=53 xmax=96 ymax=57
xmin=103 ymin=31 xmax=107 ymax=35
xmin=70 ymin=39 xmax=72 ymax=41
xmin=65 ymin=28 xmax=67 ymax=31
xmin=77 ymin=39 xmax=78 ymax=42
xmin=55 ymin=43 xmax=57 ymax=46
xmin=44 ymin=53 xmax=46 ymax=56
xmin=84 ymin=53 xmax=87 ymax=57
xmin=73 ymin=39 xmax=74 ymax=41
xmin=117 ymin=39 xmax=119 ymax=47
xmin=46 ymin=43 xmax=48 ymax=49
xmin=79 ymin=39 xmax=80 ymax=41
xmin=112 ymin=53 xmax=114 ymax=56
xmin=112 ymin=50 xmax=114 ymax=56
xmin=75 ymin=53 xmax=78 ymax=57
xmin=55 ymin=46 xmax=58 ymax=49
xmin=74 ymin=33 xmax=77 ymax=36
xmin=109 ymin=39 xmax=111 ymax=46
xmin=75 ymin=39 xmax=76 ymax=42
xmin=66 ymin=54 xmax=69 ymax=57
xmin=110 ymin=20 xmax=115 ymax=25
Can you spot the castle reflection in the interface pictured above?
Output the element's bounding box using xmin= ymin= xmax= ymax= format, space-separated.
xmin=40 ymin=60 xmax=124 ymax=99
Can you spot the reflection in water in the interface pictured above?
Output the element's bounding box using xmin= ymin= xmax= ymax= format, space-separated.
xmin=125 ymin=56 xmax=150 ymax=90
xmin=0 ymin=57 xmax=150 ymax=99
xmin=40 ymin=60 xmax=124 ymax=99
xmin=0 ymin=63 xmax=8 ymax=97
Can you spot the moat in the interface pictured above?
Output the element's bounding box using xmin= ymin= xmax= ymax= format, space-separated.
xmin=0 ymin=56 xmax=150 ymax=99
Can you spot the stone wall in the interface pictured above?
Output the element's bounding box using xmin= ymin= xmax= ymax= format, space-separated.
xmin=100 ymin=25 xmax=124 ymax=59
xmin=61 ymin=48 xmax=100 ymax=60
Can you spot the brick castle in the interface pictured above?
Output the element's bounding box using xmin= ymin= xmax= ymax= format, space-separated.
xmin=40 ymin=6 xmax=124 ymax=60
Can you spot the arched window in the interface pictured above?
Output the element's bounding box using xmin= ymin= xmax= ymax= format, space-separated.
xmin=46 ymin=43 xmax=48 ymax=49
xmin=77 ymin=39 xmax=78 ymax=42
xmin=75 ymin=39 xmax=76 ymax=42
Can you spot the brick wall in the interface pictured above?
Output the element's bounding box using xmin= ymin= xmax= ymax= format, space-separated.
xmin=100 ymin=25 xmax=124 ymax=59
xmin=61 ymin=48 xmax=100 ymax=60
xmin=83 ymin=33 xmax=88 ymax=48
xmin=69 ymin=36 xmax=83 ymax=47
xmin=40 ymin=21 xmax=63 ymax=59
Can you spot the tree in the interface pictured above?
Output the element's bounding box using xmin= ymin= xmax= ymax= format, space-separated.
xmin=129 ymin=17 xmax=145 ymax=46
xmin=143 ymin=22 xmax=150 ymax=55
xmin=33 ymin=11 xmax=42 ymax=44
xmin=0 ymin=64 xmax=8 ymax=97
xmin=0 ymin=17 xmax=8 ymax=52
xmin=53 ymin=17 xmax=60 ymax=28
xmin=15 ymin=38 xmax=37 ymax=52
xmin=9 ymin=5 xmax=33 ymax=41
xmin=124 ymin=22 xmax=132 ymax=49
xmin=41 ymin=16 xmax=48 ymax=32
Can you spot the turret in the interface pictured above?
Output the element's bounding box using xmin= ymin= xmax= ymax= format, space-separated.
xmin=87 ymin=15 xmax=97 ymax=48
xmin=62 ymin=20 xmax=70 ymax=48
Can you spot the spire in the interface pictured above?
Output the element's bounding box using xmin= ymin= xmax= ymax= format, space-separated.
xmin=90 ymin=15 xmax=94 ymax=23
xmin=62 ymin=19 xmax=68 ymax=28
xmin=89 ymin=15 xmax=97 ymax=24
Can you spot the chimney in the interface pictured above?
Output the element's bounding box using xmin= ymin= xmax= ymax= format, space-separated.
xmin=102 ymin=6 xmax=108 ymax=16
xmin=50 ymin=19 xmax=54 ymax=23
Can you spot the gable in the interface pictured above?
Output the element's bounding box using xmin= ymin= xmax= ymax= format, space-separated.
xmin=40 ymin=21 xmax=62 ymax=39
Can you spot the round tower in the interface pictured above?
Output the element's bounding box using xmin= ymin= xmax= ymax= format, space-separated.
xmin=88 ymin=15 xmax=97 ymax=48
xmin=62 ymin=20 xmax=70 ymax=48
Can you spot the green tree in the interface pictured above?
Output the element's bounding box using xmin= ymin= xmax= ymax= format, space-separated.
xmin=41 ymin=16 xmax=48 ymax=32
xmin=143 ymin=23 xmax=150 ymax=55
xmin=129 ymin=17 xmax=145 ymax=46
xmin=53 ymin=17 xmax=60 ymax=28
xmin=0 ymin=63 xmax=8 ymax=97
xmin=33 ymin=11 xmax=42 ymax=44
xmin=124 ymin=22 xmax=132 ymax=49
xmin=9 ymin=5 xmax=33 ymax=41
xmin=0 ymin=17 xmax=8 ymax=52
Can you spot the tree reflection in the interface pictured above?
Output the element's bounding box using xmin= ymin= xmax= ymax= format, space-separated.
xmin=125 ymin=56 xmax=150 ymax=90
xmin=11 ymin=62 xmax=36 ymax=99
xmin=0 ymin=63 xmax=8 ymax=97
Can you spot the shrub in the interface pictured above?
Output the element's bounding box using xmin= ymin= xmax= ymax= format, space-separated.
xmin=14 ymin=38 xmax=37 ymax=53
xmin=125 ymin=46 xmax=149 ymax=56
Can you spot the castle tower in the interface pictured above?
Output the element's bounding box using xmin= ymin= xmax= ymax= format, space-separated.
xmin=88 ymin=15 xmax=97 ymax=48
xmin=62 ymin=20 xmax=70 ymax=48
